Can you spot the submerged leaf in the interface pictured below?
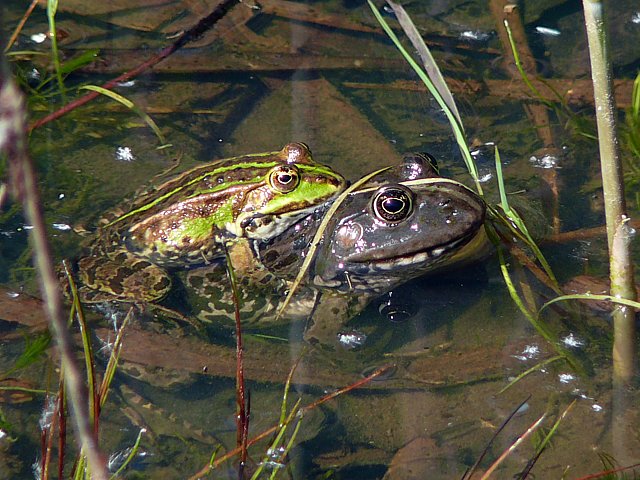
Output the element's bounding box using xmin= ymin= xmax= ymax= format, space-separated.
xmin=80 ymin=85 xmax=167 ymax=144
xmin=1 ymin=332 xmax=51 ymax=379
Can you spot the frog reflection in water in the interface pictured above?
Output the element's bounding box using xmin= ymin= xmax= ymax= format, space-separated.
xmin=68 ymin=143 xmax=346 ymax=305
xmin=187 ymin=153 xmax=487 ymax=343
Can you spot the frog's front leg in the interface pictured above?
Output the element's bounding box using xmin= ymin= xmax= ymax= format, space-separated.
xmin=303 ymin=291 xmax=369 ymax=348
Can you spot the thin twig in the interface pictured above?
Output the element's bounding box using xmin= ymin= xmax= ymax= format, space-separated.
xmin=573 ymin=462 xmax=640 ymax=480
xmin=517 ymin=400 xmax=577 ymax=479
xmin=29 ymin=0 xmax=240 ymax=132
xmin=3 ymin=0 xmax=39 ymax=53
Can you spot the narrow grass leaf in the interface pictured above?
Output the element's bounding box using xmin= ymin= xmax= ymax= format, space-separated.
xmin=499 ymin=355 xmax=565 ymax=394
xmin=0 ymin=385 xmax=47 ymax=395
xmin=46 ymin=0 xmax=65 ymax=99
xmin=1 ymin=331 xmax=50 ymax=378
xmin=99 ymin=308 xmax=133 ymax=408
xmin=60 ymin=49 xmax=100 ymax=75
xmin=540 ymin=293 xmax=640 ymax=313
xmin=109 ymin=428 xmax=146 ymax=479
xmin=385 ymin=0 xmax=462 ymax=128
xmin=368 ymin=0 xmax=482 ymax=194
xmin=269 ymin=416 xmax=303 ymax=480
xmin=462 ymin=395 xmax=531 ymax=480
xmin=516 ymin=400 xmax=577 ymax=480
xmin=503 ymin=20 xmax=553 ymax=108
xmin=479 ymin=413 xmax=546 ymax=480
xmin=80 ymin=85 xmax=167 ymax=144
xmin=249 ymin=398 xmax=302 ymax=480
xmin=492 ymin=146 xmax=558 ymax=287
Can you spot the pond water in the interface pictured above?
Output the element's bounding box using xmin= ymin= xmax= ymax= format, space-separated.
xmin=1 ymin=0 xmax=640 ymax=478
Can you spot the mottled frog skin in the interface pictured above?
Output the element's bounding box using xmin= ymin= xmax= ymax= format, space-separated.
xmin=70 ymin=143 xmax=346 ymax=304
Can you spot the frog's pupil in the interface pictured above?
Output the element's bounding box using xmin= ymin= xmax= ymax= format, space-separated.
xmin=382 ymin=197 xmax=404 ymax=214
xmin=279 ymin=173 xmax=293 ymax=184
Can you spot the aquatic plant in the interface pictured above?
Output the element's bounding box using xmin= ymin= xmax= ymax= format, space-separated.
xmin=582 ymin=0 xmax=636 ymax=385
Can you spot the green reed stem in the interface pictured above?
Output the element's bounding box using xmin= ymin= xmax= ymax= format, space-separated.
xmin=46 ymin=0 xmax=65 ymax=100
xmin=582 ymin=0 xmax=637 ymax=385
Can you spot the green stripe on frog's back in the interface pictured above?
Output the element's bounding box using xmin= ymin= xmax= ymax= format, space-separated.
xmin=183 ymin=164 xmax=343 ymax=199
xmin=107 ymin=158 xmax=283 ymax=228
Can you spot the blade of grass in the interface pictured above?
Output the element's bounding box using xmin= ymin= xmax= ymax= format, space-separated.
xmin=98 ymin=308 xmax=133 ymax=408
xmin=493 ymin=146 xmax=558 ymax=287
xmin=1 ymin=331 xmax=51 ymax=379
xmin=368 ymin=0 xmax=482 ymax=194
xmin=489 ymin=235 xmax=586 ymax=376
xmin=503 ymin=20 xmax=554 ymax=109
xmin=109 ymin=428 xmax=146 ymax=479
xmin=385 ymin=0 xmax=463 ymax=128
xmin=539 ymin=293 xmax=640 ymax=313
xmin=60 ymin=49 xmax=100 ymax=76
xmin=499 ymin=355 xmax=565 ymax=394
xmin=46 ymin=0 xmax=65 ymax=100
xmin=462 ymin=395 xmax=532 ymax=480
xmin=249 ymin=398 xmax=302 ymax=480
xmin=63 ymin=261 xmax=98 ymax=431
xmin=188 ymin=364 xmax=394 ymax=479
xmin=79 ymin=85 xmax=167 ymax=145
xmin=268 ymin=416 xmax=303 ymax=480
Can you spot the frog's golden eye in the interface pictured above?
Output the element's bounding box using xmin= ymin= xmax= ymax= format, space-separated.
xmin=269 ymin=165 xmax=300 ymax=193
xmin=372 ymin=184 xmax=414 ymax=224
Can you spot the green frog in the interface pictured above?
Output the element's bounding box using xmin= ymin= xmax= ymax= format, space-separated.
xmin=187 ymin=153 xmax=487 ymax=341
xmin=71 ymin=143 xmax=346 ymax=304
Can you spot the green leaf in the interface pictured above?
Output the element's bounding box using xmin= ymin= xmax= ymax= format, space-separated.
xmin=60 ymin=49 xmax=100 ymax=75
xmin=79 ymin=85 xmax=167 ymax=145
xmin=2 ymin=332 xmax=51 ymax=379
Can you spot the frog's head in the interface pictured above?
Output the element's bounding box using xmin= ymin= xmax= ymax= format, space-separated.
xmin=235 ymin=143 xmax=347 ymax=239
xmin=312 ymin=153 xmax=487 ymax=293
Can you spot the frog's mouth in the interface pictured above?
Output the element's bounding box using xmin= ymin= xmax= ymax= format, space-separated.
xmin=348 ymin=228 xmax=488 ymax=272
